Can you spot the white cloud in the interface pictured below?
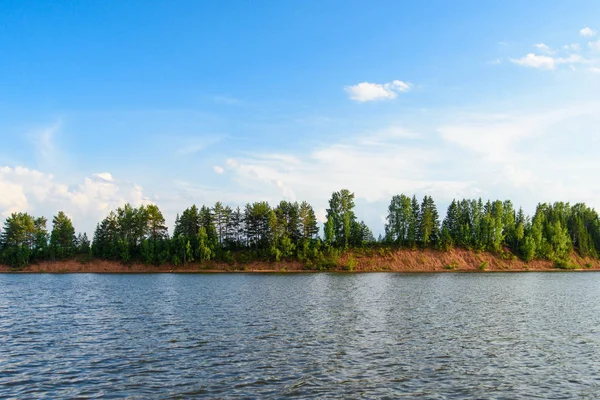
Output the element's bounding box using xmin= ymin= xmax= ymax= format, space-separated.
xmin=208 ymin=104 xmax=600 ymax=233
xmin=226 ymin=159 xmax=239 ymax=169
xmin=359 ymin=126 xmax=420 ymax=145
xmin=437 ymin=104 xmax=600 ymax=211
xmin=557 ymin=54 xmax=585 ymax=65
xmin=439 ymin=112 xmax=558 ymax=162
xmin=6 ymin=103 xmax=600 ymax=238
xmin=589 ymin=40 xmax=600 ymax=51
xmin=510 ymin=27 xmax=600 ymax=72
xmin=213 ymin=165 xmax=224 ymax=174
xmin=217 ymin=126 xmax=470 ymax=221
xmin=24 ymin=120 xmax=68 ymax=173
xmin=510 ymin=53 xmax=557 ymax=69
xmin=580 ymin=27 xmax=596 ymax=37
xmin=273 ymin=179 xmax=296 ymax=200
xmin=510 ymin=53 xmax=586 ymax=70
xmin=589 ymin=67 xmax=600 ymax=74
xmin=534 ymin=43 xmax=555 ymax=54
xmin=35 ymin=123 xmax=59 ymax=161
xmin=345 ymin=80 xmax=411 ymax=102
xmin=315 ymin=208 xmax=327 ymax=224
xmin=564 ymin=43 xmax=581 ymax=52
xmin=0 ymin=177 xmax=28 ymax=216
xmin=0 ymin=166 xmax=151 ymax=235
xmin=94 ymin=172 xmax=114 ymax=182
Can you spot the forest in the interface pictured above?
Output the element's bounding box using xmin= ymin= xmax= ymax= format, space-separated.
xmin=1 ymin=189 xmax=599 ymax=270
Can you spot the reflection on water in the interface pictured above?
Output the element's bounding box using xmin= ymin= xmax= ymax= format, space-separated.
xmin=1 ymin=272 xmax=600 ymax=398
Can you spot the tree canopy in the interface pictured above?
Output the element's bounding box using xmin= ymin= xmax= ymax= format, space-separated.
xmin=2 ymin=191 xmax=600 ymax=269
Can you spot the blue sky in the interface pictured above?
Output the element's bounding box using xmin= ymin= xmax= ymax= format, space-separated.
xmin=1 ymin=0 xmax=600 ymax=236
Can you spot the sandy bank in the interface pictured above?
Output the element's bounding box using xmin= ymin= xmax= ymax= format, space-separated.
xmin=1 ymin=248 xmax=599 ymax=273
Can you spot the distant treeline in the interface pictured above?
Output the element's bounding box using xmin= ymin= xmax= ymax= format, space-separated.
xmin=1 ymin=189 xmax=599 ymax=269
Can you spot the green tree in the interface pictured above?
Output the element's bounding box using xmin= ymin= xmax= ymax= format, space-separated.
xmin=185 ymin=240 xmax=194 ymax=265
xmin=32 ymin=217 xmax=49 ymax=262
xmin=299 ymin=201 xmax=319 ymax=240
xmin=199 ymin=205 xmax=218 ymax=249
xmin=196 ymin=226 xmax=213 ymax=262
xmin=274 ymin=200 xmax=301 ymax=244
xmin=244 ymin=202 xmax=272 ymax=252
xmin=443 ymin=199 xmax=460 ymax=245
xmin=438 ymin=224 xmax=453 ymax=251
xmin=513 ymin=207 xmax=527 ymax=256
xmin=385 ymin=194 xmax=414 ymax=246
xmin=324 ymin=215 xmax=334 ymax=246
xmin=351 ymin=220 xmax=374 ymax=247
xmin=502 ymin=200 xmax=517 ymax=249
xmin=227 ymin=206 xmax=244 ymax=248
xmin=49 ymin=211 xmax=76 ymax=260
xmin=116 ymin=203 xmax=147 ymax=257
xmin=173 ymin=205 xmax=201 ymax=239
xmin=0 ymin=212 xmax=37 ymax=268
xmin=145 ymin=204 xmax=168 ymax=241
xmin=92 ymin=211 xmax=119 ymax=260
xmin=521 ymin=233 xmax=537 ymax=262
xmin=418 ymin=196 xmax=440 ymax=247
xmin=213 ymin=201 xmax=227 ymax=247
xmin=408 ymin=195 xmax=420 ymax=248
xmin=546 ymin=219 xmax=572 ymax=262
xmin=76 ymin=232 xmax=91 ymax=255
xmin=140 ymin=239 xmax=155 ymax=265
xmin=142 ymin=204 xmax=168 ymax=265
xmin=568 ymin=204 xmax=599 ymax=258
xmin=326 ymin=189 xmax=356 ymax=248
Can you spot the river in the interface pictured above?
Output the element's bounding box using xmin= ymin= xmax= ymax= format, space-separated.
xmin=1 ymin=272 xmax=599 ymax=398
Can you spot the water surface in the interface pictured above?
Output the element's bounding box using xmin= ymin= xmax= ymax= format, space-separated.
xmin=1 ymin=272 xmax=600 ymax=398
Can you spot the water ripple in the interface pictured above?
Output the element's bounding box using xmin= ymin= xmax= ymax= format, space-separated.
xmin=1 ymin=272 xmax=600 ymax=398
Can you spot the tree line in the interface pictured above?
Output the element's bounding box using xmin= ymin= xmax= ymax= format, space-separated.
xmin=385 ymin=195 xmax=599 ymax=264
xmin=1 ymin=189 xmax=599 ymax=269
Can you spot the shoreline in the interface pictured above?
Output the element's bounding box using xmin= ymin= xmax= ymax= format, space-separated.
xmin=2 ymin=248 xmax=599 ymax=274
xmin=1 ymin=269 xmax=599 ymax=274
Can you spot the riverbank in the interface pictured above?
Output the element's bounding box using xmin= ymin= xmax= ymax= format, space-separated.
xmin=1 ymin=248 xmax=599 ymax=273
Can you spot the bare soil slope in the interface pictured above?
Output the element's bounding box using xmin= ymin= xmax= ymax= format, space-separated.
xmin=1 ymin=249 xmax=599 ymax=273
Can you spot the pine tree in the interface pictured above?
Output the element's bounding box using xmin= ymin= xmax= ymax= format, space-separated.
xmin=49 ymin=211 xmax=76 ymax=260
xmin=299 ymin=201 xmax=319 ymax=240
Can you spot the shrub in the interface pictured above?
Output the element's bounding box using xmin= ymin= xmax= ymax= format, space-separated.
xmin=221 ymin=250 xmax=235 ymax=265
xmin=444 ymin=261 xmax=459 ymax=270
xmin=554 ymin=260 xmax=576 ymax=270
xmin=345 ymin=255 xmax=357 ymax=271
